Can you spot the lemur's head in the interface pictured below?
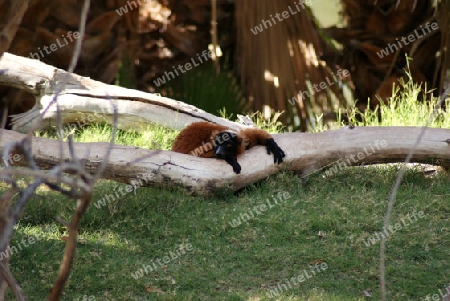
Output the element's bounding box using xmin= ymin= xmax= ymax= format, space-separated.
xmin=213 ymin=131 xmax=240 ymax=158
xmin=213 ymin=131 xmax=242 ymax=173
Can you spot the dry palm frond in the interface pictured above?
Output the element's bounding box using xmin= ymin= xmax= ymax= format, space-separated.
xmin=434 ymin=0 xmax=450 ymax=93
xmin=327 ymin=0 xmax=448 ymax=109
xmin=0 ymin=0 xmax=137 ymax=127
xmin=235 ymin=0 xmax=347 ymax=130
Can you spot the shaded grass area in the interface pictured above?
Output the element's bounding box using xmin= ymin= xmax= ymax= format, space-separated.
xmin=4 ymin=83 xmax=450 ymax=299
xmin=4 ymin=165 xmax=449 ymax=300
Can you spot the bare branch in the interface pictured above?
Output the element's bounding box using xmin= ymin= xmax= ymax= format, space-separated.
xmin=0 ymin=179 xmax=42 ymax=252
xmin=0 ymin=262 xmax=26 ymax=301
xmin=48 ymin=193 xmax=92 ymax=301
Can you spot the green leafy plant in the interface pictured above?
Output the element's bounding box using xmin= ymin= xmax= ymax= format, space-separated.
xmin=165 ymin=61 xmax=246 ymax=119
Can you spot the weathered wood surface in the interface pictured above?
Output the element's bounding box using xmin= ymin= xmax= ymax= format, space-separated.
xmin=1 ymin=126 xmax=449 ymax=194
xmin=0 ymin=52 xmax=240 ymax=132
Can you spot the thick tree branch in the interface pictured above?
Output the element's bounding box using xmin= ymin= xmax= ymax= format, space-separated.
xmin=0 ymin=52 xmax=240 ymax=132
xmin=1 ymin=126 xmax=449 ymax=195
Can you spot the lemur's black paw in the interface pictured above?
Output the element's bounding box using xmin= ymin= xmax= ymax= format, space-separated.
xmin=266 ymin=138 xmax=286 ymax=164
xmin=232 ymin=164 xmax=241 ymax=174
xmin=224 ymin=156 xmax=241 ymax=174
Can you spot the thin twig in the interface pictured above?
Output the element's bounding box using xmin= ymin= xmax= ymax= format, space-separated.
xmin=90 ymin=102 xmax=117 ymax=184
xmin=48 ymin=193 xmax=92 ymax=301
xmin=47 ymin=1 xmax=93 ymax=299
xmin=28 ymin=0 xmax=90 ymax=135
xmin=0 ymin=164 xmax=92 ymax=191
xmin=0 ymin=179 xmax=42 ymax=252
xmin=0 ymin=262 xmax=26 ymax=301
xmin=379 ymin=86 xmax=449 ymax=301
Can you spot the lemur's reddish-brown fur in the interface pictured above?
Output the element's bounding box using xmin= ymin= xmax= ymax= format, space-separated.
xmin=171 ymin=121 xmax=273 ymax=158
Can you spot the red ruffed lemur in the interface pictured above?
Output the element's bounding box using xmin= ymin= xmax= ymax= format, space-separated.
xmin=171 ymin=121 xmax=285 ymax=174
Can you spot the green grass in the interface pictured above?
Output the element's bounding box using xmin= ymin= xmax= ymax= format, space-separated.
xmin=5 ymin=167 xmax=449 ymax=300
xmin=313 ymin=76 xmax=449 ymax=131
xmin=36 ymin=123 xmax=178 ymax=150
xmin=3 ymin=83 xmax=450 ymax=300
xmin=345 ymin=79 xmax=450 ymax=128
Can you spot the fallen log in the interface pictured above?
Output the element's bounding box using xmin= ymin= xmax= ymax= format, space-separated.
xmin=0 ymin=52 xmax=240 ymax=132
xmin=1 ymin=126 xmax=449 ymax=195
